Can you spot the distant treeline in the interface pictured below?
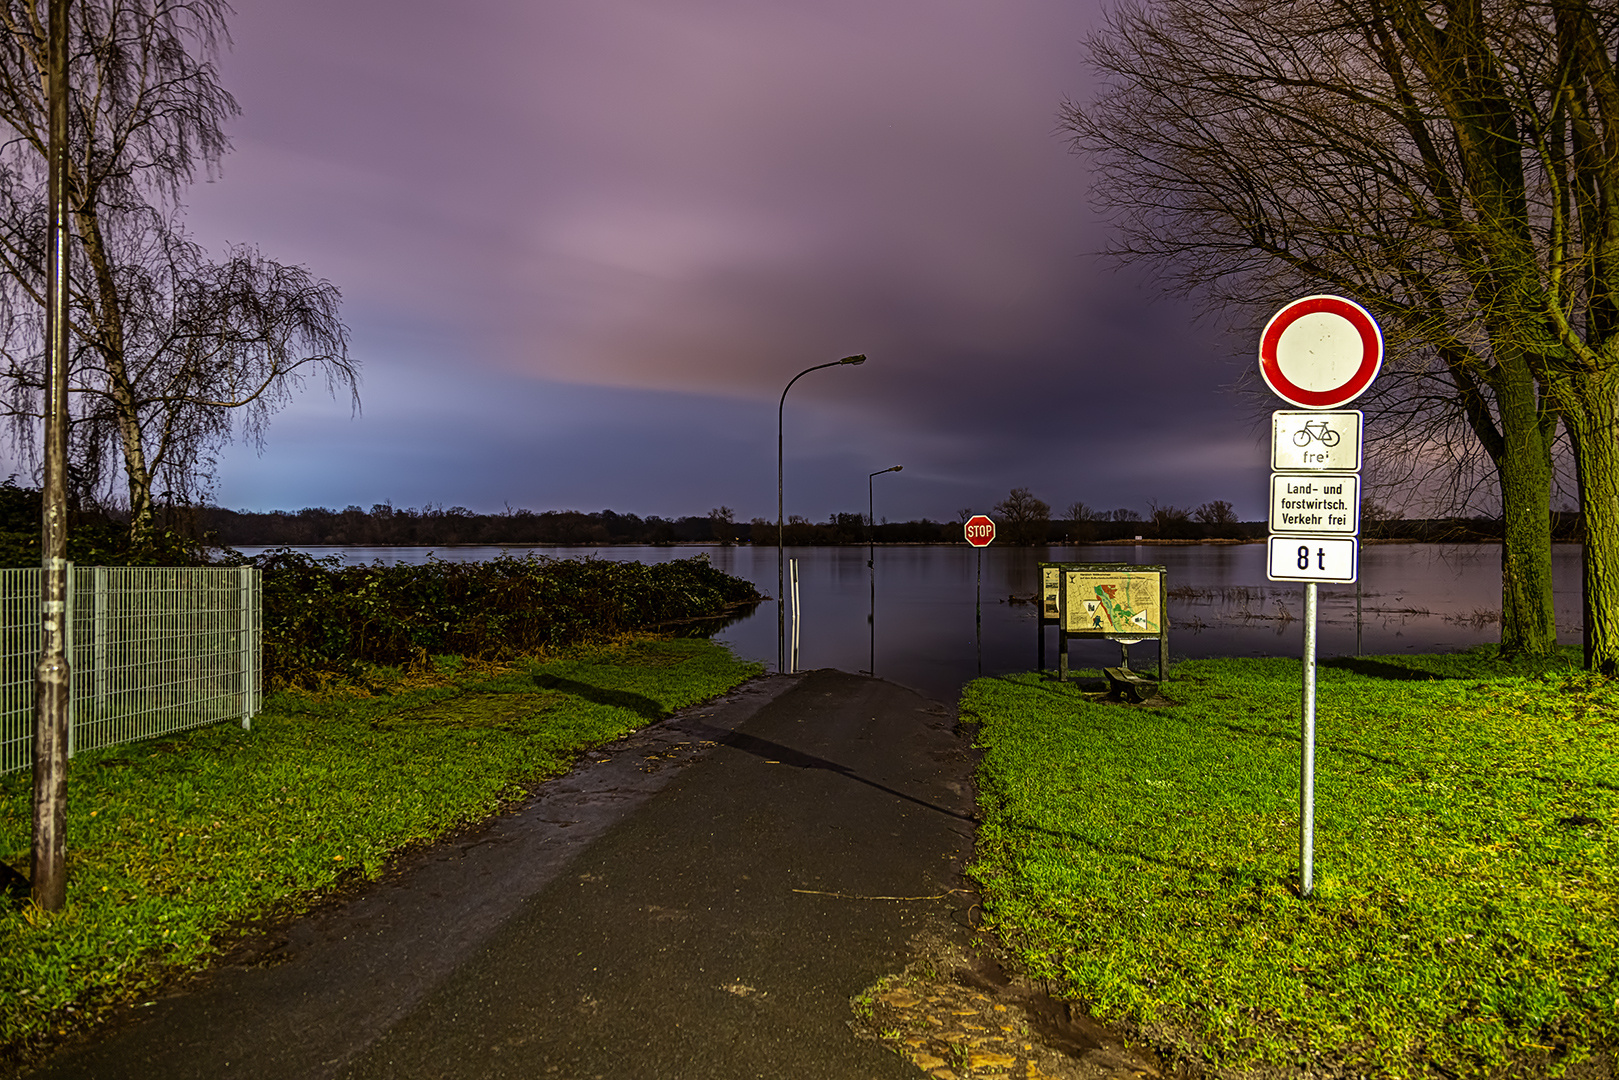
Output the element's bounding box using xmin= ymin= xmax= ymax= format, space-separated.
xmin=195 ymin=504 xmax=725 ymax=547
xmin=166 ymin=502 xmax=1590 ymax=548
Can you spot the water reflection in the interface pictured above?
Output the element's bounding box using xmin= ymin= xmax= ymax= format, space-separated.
xmin=234 ymin=542 xmax=1585 ymax=703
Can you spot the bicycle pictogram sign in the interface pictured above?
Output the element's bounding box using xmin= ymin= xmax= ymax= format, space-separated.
xmin=1271 ymin=410 xmax=1361 ymax=472
xmin=1291 ymin=419 xmax=1340 ymax=447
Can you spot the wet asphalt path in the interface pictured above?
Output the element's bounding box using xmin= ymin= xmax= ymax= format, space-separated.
xmin=21 ymin=669 xmax=978 ymax=1080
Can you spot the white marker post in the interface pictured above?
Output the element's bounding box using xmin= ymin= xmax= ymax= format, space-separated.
xmin=1259 ymin=295 xmax=1382 ymax=897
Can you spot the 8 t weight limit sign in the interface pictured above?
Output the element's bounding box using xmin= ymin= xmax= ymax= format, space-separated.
xmin=1266 ymin=536 xmax=1358 ymax=583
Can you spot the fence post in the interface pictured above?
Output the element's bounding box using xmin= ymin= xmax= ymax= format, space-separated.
xmin=64 ymin=562 xmax=74 ymax=758
xmin=93 ymin=566 xmax=106 ymax=709
xmin=239 ymin=565 xmax=255 ymax=729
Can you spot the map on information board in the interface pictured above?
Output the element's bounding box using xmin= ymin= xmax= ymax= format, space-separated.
xmin=1063 ymin=570 xmax=1163 ymax=636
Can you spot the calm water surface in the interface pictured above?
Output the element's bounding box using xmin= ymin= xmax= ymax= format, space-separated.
xmin=235 ymin=542 xmax=1585 ymax=702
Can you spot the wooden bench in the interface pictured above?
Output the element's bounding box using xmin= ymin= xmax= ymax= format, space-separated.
xmin=1103 ymin=666 xmax=1163 ymax=704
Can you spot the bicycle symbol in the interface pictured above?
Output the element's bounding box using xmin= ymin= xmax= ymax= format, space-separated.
xmin=1292 ymin=420 xmax=1340 ymax=447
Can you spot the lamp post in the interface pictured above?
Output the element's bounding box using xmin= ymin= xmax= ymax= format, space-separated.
xmin=778 ymin=354 xmax=866 ymax=673
xmin=33 ymin=0 xmax=70 ymax=912
xmin=868 ymin=465 xmax=901 ymax=676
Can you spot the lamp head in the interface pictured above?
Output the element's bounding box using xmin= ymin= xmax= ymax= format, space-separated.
xmin=839 ymin=354 xmax=867 ymax=365
xmin=890 ymin=465 xmax=903 ymax=473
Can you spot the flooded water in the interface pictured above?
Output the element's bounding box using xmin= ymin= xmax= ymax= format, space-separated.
xmin=233 ymin=542 xmax=1586 ymax=703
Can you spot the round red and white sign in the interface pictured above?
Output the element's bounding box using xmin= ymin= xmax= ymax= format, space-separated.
xmin=964 ymin=515 xmax=996 ymax=547
xmin=1259 ymin=295 xmax=1382 ymax=409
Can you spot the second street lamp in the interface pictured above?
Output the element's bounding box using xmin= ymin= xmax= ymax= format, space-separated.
xmin=868 ymin=465 xmax=902 ymax=677
xmin=778 ymin=354 xmax=865 ymax=673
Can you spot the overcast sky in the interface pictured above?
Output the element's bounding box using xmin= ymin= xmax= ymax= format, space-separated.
xmin=164 ymin=0 xmax=1270 ymax=523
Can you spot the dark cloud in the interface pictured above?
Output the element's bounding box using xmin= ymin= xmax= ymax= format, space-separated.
xmin=182 ymin=0 xmax=1274 ymax=523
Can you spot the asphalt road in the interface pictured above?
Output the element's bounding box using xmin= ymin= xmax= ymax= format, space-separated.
xmin=20 ymin=669 xmax=979 ymax=1080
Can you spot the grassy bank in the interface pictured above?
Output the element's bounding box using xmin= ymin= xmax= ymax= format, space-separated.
xmin=964 ymin=650 xmax=1617 ymax=1079
xmin=0 ymin=636 xmax=761 ymax=1056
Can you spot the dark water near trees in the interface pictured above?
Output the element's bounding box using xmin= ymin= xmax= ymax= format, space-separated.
xmin=236 ymin=542 xmax=1585 ymax=703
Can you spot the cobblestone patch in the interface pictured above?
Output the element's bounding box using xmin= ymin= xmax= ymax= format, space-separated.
xmin=852 ymin=938 xmax=1162 ymax=1080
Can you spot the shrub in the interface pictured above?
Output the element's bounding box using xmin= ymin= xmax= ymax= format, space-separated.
xmin=256 ymin=551 xmax=761 ymax=686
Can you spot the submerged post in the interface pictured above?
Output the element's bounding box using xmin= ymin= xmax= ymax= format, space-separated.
xmin=962 ymin=515 xmax=995 ymax=677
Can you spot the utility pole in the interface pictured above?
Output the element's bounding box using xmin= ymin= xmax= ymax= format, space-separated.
xmin=33 ymin=0 xmax=72 ymax=911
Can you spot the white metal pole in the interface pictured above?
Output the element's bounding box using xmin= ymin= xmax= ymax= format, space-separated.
xmin=1301 ymin=581 xmax=1318 ymax=897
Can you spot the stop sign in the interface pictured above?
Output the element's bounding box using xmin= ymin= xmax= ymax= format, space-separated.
xmin=964 ymin=515 xmax=996 ymax=547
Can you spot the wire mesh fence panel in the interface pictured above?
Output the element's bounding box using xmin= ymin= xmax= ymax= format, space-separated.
xmin=1 ymin=566 xmax=261 ymax=774
xmin=0 ymin=569 xmax=40 ymax=775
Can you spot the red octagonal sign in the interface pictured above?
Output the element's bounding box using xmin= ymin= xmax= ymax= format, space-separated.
xmin=1259 ymin=295 xmax=1383 ymax=409
xmin=964 ymin=515 xmax=996 ymax=547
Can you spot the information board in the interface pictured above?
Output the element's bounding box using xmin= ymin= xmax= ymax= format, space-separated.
xmin=1036 ymin=561 xmax=1169 ymax=682
xmin=1063 ymin=568 xmax=1164 ymax=636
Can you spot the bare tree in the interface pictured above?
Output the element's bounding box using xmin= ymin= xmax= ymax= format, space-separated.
xmin=1148 ymin=499 xmax=1192 ymax=538
xmin=1060 ymin=499 xmax=1097 ymax=542
xmin=708 ymin=505 xmax=735 ymax=545
xmin=1063 ymin=500 xmax=1096 ymax=522
xmin=0 ymin=0 xmax=357 ymax=546
xmin=993 ymin=486 xmax=1051 ymax=545
xmin=1108 ymin=507 xmax=1142 ymax=523
xmin=1066 ymin=0 xmax=1619 ymax=665
xmin=1194 ymin=500 xmax=1239 ymax=526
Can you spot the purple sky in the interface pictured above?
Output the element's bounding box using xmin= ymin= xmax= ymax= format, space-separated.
xmin=168 ymin=0 xmax=1269 ymax=523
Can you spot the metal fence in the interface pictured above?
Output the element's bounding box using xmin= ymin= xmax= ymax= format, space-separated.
xmin=1 ymin=565 xmax=261 ymax=774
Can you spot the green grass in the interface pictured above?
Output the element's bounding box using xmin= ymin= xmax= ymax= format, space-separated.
xmin=0 ymin=636 xmax=761 ymax=1054
xmin=964 ymin=648 xmax=1618 ymax=1078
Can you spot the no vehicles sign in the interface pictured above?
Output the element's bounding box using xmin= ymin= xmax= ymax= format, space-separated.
xmin=1259 ymin=296 xmax=1382 ymax=409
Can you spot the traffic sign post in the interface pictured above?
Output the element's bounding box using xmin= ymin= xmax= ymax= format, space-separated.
xmin=964 ymin=516 xmax=995 ymax=674
xmin=1260 ymin=295 xmax=1380 ymax=899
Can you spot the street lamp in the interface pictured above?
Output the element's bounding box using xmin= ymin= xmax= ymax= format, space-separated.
xmin=778 ymin=353 xmax=866 ymax=673
xmin=868 ymin=466 xmax=902 ymax=564
xmin=868 ymin=465 xmax=901 ymax=677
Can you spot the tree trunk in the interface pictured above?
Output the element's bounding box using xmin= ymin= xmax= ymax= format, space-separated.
xmin=1559 ymin=373 xmax=1619 ymax=673
xmin=1490 ymin=365 xmax=1558 ymax=658
xmin=72 ymin=205 xmax=155 ymax=550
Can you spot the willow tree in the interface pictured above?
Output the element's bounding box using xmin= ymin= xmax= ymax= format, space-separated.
xmin=0 ymin=0 xmax=356 ymax=545
xmin=1066 ymin=0 xmax=1619 ymax=666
